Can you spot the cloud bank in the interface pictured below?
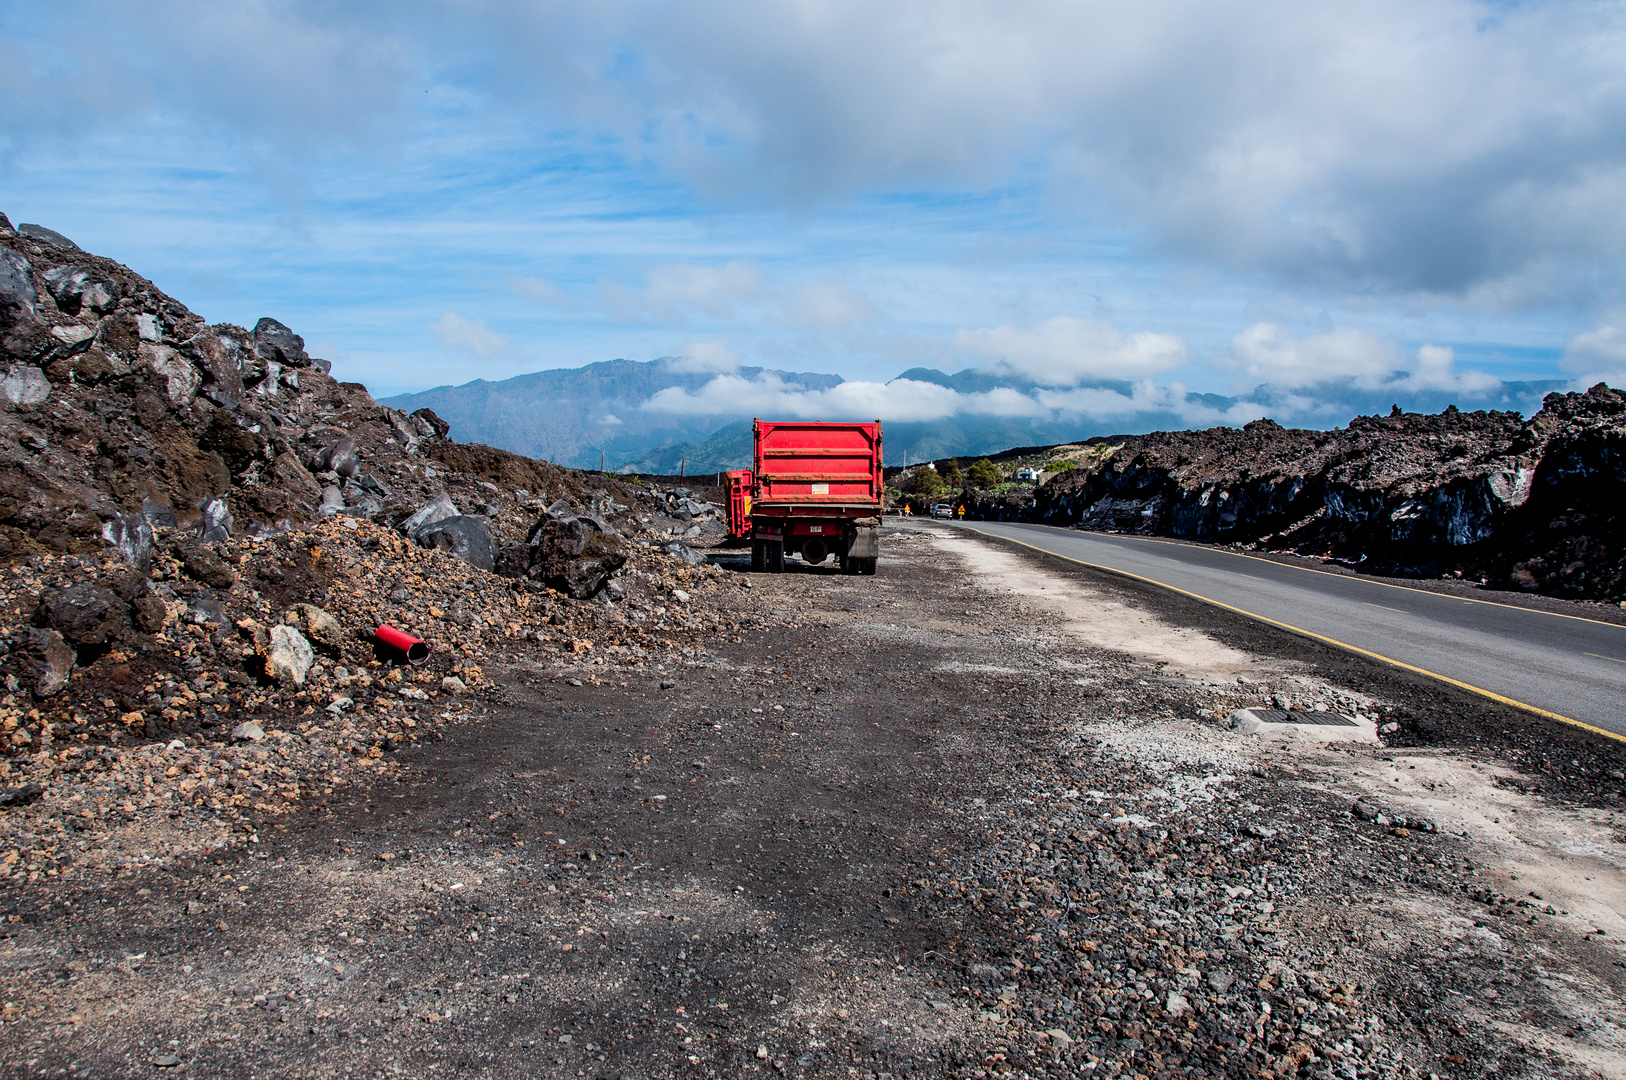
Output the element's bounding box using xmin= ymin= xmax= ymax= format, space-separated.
xmin=8 ymin=0 xmax=1626 ymax=308
xmin=4 ymin=2 xmax=1617 ymax=405
xmin=643 ymin=372 xmax=1259 ymax=429
xmin=638 ymin=314 xmax=1535 ymax=433
xmin=956 ymin=317 xmax=1188 ymax=383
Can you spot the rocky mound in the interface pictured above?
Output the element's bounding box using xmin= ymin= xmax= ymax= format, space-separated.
xmin=0 ymin=212 xmax=746 ymax=880
xmin=966 ymin=387 xmax=1626 ymax=599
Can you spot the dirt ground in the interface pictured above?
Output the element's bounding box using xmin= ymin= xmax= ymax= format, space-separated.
xmin=3 ymin=523 xmax=1625 ymax=1079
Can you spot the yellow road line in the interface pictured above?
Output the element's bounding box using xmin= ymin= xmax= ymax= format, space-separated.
xmin=1585 ymin=652 xmax=1626 ymax=666
xmin=1068 ymin=529 xmax=1626 ymax=632
xmin=957 ymin=524 xmax=1626 ymax=746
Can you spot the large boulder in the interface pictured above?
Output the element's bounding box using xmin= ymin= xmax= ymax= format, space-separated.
xmin=0 ymin=249 xmax=36 ymax=340
xmin=262 ymin=624 xmax=314 ymax=686
xmin=415 ymin=515 xmax=495 ymax=572
xmin=315 ymin=435 xmax=359 ymax=477
xmin=12 ymin=628 xmax=75 ymax=698
xmin=41 ymin=265 xmax=119 ymax=317
xmin=663 ymin=541 xmax=708 ymax=567
xmin=528 ymin=513 xmax=593 ymax=557
xmin=386 ymin=410 xmax=420 ymax=451
xmin=270 ymin=451 xmax=323 ymax=504
xmin=197 ymin=497 xmax=233 ymax=543
xmin=252 ymin=317 xmax=311 ymax=368
xmin=101 ymin=511 xmax=154 ymax=569
xmin=35 ymin=583 xmax=130 ymax=647
xmin=183 ymin=330 xmax=245 ymax=409
xmin=507 ymin=514 xmax=628 ymax=597
xmin=410 ymin=408 xmax=450 ymax=439
xmin=175 ymin=540 xmax=236 ymax=590
xmin=287 ymin=603 xmax=345 ymax=657
xmin=401 ymin=492 xmax=458 ymax=538
xmin=17 ymin=223 xmax=78 ymax=250
xmin=139 ymin=341 xmax=201 ymax=405
xmin=2 ymin=364 xmax=50 ymax=407
xmin=494 ymin=541 xmax=532 ymax=579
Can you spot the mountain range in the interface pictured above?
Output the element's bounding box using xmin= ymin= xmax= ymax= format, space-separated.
xmin=381 ymin=359 xmax=1568 ymax=473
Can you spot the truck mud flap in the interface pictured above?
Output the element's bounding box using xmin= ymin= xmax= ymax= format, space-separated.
xmin=845 ymin=523 xmax=879 ymax=560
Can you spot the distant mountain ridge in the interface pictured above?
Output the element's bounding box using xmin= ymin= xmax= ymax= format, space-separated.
xmin=380 ymin=358 xmax=841 ymax=470
xmin=384 ymin=358 xmax=1568 ymax=473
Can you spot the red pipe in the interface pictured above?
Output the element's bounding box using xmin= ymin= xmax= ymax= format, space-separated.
xmin=374 ymin=625 xmax=430 ymax=665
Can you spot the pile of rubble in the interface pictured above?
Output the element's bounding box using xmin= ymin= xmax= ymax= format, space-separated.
xmin=0 ymin=213 xmax=746 ymax=883
xmin=965 ymin=388 xmax=1626 ymax=599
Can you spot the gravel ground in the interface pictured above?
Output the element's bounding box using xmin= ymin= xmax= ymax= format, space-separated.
xmin=1 ymin=524 xmax=1622 ymax=1079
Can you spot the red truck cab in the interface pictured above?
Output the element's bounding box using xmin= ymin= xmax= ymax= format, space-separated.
xmin=727 ymin=419 xmax=883 ymax=575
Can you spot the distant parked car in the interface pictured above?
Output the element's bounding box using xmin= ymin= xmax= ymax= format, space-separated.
xmin=931 ymin=504 xmax=953 ymax=519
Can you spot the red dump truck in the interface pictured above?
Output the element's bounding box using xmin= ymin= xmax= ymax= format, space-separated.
xmin=726 ymin=419 xmax=883 ymax=575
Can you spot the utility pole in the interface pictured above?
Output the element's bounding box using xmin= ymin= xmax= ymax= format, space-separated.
xmin=600 ymin=450 xmax=605 ymax=474
xmin=679 ymin=455 xmax=685 ymax=479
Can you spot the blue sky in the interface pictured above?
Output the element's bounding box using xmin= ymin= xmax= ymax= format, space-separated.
xmin=3 ymin=1 xmax=1624 ymax=429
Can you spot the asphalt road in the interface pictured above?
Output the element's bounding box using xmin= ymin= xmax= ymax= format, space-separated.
xmin=947 ymin=519 xmax=1626 ymax=740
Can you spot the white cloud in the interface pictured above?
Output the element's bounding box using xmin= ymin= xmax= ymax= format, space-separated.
xmin=1562 ymin=320 xmax=1626 ymax=381
xmin=640 ymin=371 xmax=1268 ymax=428
xmin=1227 ymin=323 xmax=1400 ymax=389
xmin=16 ymin=1 xmax=1626 ymax=305
xmin=429 ymin=312 xmax=507 ymax=358
xmin=1227 ymin=324 xmax=1500 ymax=394
xmin=668 ymin=340 xmax=742 ymax=374
xmin=470 ymin=0 xmax=1626 ymax=303
xmin=644 ymin=374 xmax=961 ymax=421
xmin=956 ymin=317 xmax=1188 ymax=384
xmin=1393 ymin=344 xmax=1500 ymax=394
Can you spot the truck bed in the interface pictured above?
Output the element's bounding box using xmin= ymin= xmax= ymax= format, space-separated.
xmin=752 ymin=419 xmax=882 ymax=509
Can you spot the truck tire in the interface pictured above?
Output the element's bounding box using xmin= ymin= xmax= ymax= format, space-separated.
xmin=859 ymin=558 xmax=878 ymax=575
xmin=751 ymin=541 xmax=765 ymax=572
xmin=768 ymin=541 xmax=785 ymax=573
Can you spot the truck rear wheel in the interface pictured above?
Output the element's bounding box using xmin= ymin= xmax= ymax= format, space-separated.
xmin=859 ymin=558 xmax=878 ymax=575
xmin=751 ymin=541 xmax=765 ymax=572
xmin=768 ymin=541 xmax=785 ymax=573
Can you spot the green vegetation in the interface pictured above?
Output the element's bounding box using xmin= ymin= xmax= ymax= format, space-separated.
xmin=937 ymin=457 xmax=963 ymax=486
xmin=966 ymin=457 xmax=1002 ymax=488
xmin=906 ymin=467 xmax=948 ymax=496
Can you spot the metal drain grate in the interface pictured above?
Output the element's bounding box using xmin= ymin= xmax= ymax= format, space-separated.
xmin=1245 ymin=708 xmax=1357 ymax=727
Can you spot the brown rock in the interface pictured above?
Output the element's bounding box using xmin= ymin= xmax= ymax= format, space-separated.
xmin=35 ymin=583 xmax=130 ymax=646
xmin=133 ymin=595 xmax=171 ymax=634
xmin=270 ymin=451 xmax=322 ymax=505
xmin=176 ymin=541 xmax=236 ymax=590
xmin=287 ymin=603 xmax=345 ymax=657
xmin=13 ymin=627 xmax=76 ymax=697
xmin=198 ymin=412 xmax=267 ymax=475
